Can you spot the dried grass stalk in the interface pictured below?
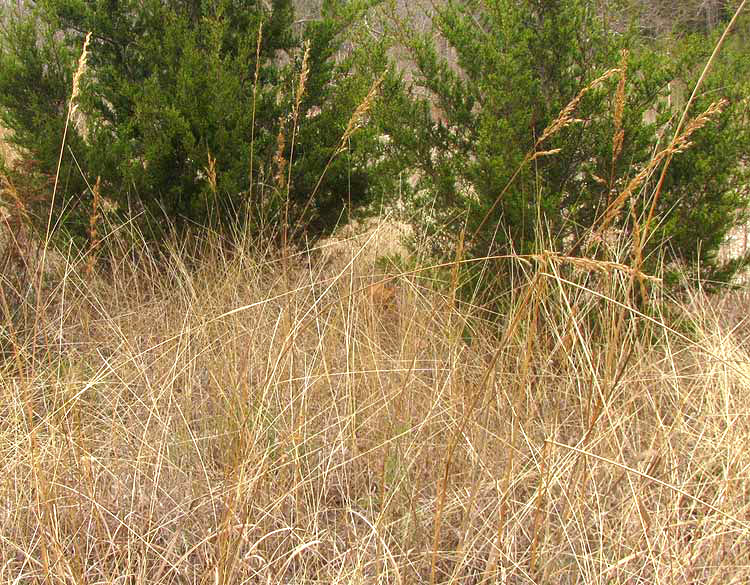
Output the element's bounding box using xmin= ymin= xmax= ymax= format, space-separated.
xmin=610 ymin=49 xmax=628 ymax=189
xmin=85 ymin=176 xmax=101 ymax=276
xmin=597 ymin=99 xmax=727 ymax=235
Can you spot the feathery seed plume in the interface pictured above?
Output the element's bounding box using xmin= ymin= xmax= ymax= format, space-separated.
xmin=611 ymin=49 xmax=628 ymax=181
xmin=339 ymin=72 xmax=386 ymax=150
xmin=597 ymin=99 xmax=727 ymax=233
xmin=536 ymin=68 xmax=619 ymax=146
xmin=274 ymin=117 xmax=288 ymax=190
xmin=70 ymin=32 xmax=92 ymax=141
xmin=295 ymin=41 xmax=310 ymax=116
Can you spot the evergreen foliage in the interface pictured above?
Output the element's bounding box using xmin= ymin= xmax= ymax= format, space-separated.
xmin=379 ymin=0 xmax=748 ymax=288
xmin=0 ymin=0 xmax=391 ymax=243
xmin=0 ymin=0 xmax=747 ymax=291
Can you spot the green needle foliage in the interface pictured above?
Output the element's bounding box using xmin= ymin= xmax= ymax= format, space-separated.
xmin=0 ymin=0 xmax=391 ymax=244
xmin=380 ymin=0 xmax=749 ymax=291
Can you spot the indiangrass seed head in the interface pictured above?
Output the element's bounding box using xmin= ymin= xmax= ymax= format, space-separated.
xmin=274 ymin=117 xmax=288 ymax=190
xmin=613 ymin=51 xmax=628 ymax=131
xmin=537 ymin=67 xmax=620 ymax=146
xmin=205 ymin=151 xmax=218 ymax=195
xmin=254 ymin=21 xmax=263 ymax=85
xmin=70 ymin=32 xmax=92 ymax=113
xmin=672 ymin=98 xmax=728 ymax=153
xmin=529 ymin=148 xmax=562 ymax=161
xmin=611 ymin=50 xmax=629 ymax=168
xmin=295 ymin=41 xmax=310 ymax=115
xmin=69 ymin=32 xmax=93 ymax=143
xmin=340 ymin=72 xmax=386 ymax=148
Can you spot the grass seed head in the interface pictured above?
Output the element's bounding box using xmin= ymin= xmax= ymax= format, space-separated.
xmin=70 ymin=32 xmax=92 ymax=113
xmin=340 ymin=72 xmax=386 ymax=148
xmin=611 ymin=50 xmax=629 ymax=179
xmin=274 ymin=118 xmax=288 ymax=190
xmin=295 ymin=41 xmax=311 ymax=115
xmin=537 ymin=67 xmax=620 ymax=146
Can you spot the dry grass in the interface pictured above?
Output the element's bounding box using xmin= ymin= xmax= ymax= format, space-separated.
xmin=0 ymin=221 xmax=748 ymax=584
xmin=0 ymin=125 xmax=20 ymax=167
xmin=1 ymin=9 xmax=748 ymax=582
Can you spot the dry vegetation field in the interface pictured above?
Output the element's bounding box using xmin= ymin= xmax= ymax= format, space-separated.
xmin=1 ymin=10 xmax=749 ymax=580
xmin=0 ymin=218 xmax=749 ymax=584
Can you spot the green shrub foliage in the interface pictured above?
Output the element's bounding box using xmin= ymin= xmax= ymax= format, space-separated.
xmin=380 ymin=0 xmax=748 ymax=288
xmin=0 ymin=0 xmax=391 ymax=242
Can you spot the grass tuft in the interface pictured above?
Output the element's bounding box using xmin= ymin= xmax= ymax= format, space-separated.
xmin=1 ymin=218 xmax=748 ymax=583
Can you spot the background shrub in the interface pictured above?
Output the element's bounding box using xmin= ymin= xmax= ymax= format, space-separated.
xmin=376 ymin=0 xmax=749 ymax=296
xmin=0 ymin=0 xmax=394 ymax=244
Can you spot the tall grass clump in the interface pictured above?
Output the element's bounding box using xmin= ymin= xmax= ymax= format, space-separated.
xmin=1 ymin=2 xmax=749 ymax=584
xmin=1 ymin=205 xmax=749 ymax=582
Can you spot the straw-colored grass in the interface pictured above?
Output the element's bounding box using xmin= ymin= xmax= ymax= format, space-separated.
xmin=1 ymin=8 xmax=748 ymax=582
xmin=0 ymin=220 xmax=748 ymax=584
